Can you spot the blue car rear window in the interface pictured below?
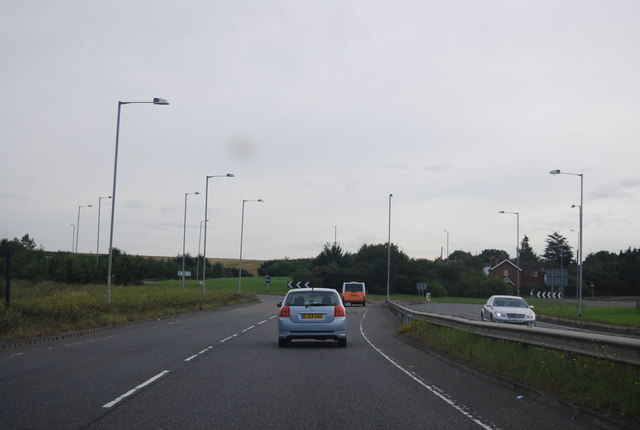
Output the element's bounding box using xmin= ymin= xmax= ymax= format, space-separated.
xmin=286 ymin=292 xmax=337 ymax=306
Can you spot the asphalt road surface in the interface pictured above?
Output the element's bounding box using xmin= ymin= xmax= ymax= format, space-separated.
xmin=1 ymin=297 xmax=603 ymax=429
xmin=406 ymin=299 xmax=639 ymax=334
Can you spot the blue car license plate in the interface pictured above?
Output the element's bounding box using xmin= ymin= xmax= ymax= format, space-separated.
xmin=302 ymin=314 xmax=322 ymax=319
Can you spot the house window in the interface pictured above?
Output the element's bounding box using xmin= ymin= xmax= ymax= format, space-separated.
xmin=503 ymin=270 xmax=509 ymax=277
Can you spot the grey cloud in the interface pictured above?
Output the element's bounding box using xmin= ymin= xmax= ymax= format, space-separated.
xmin=423 ymin=164 xmax=451 ymax=173
xmin=125 ymin=201 xmax=146 ymax=210
xmin=590 ymin=177 xmax=640 ymax=200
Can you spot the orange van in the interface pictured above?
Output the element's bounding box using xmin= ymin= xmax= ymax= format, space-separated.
xmin=342 ymin=281 xmax=366 ymax=306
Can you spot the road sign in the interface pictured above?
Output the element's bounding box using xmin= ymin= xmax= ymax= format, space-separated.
xmin=287 ymin=281 xmax=311 ymax=289
xmin=416 ymin=282 xmax=429 ymax=302
xmin=265 ymin=275 xmax=271 ymax=284
xmin=536 ymin=290 xmax=562 ymax=300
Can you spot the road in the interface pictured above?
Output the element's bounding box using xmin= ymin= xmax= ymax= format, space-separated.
xmin=406 ymin=301 xmax=560 ymax=327
xmin=405 ymin=299 xmax=640 ymax=335
xmin=1 ymin=296 xmax=601 ymax=429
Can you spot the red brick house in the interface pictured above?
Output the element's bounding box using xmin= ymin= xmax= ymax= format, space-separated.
xmin=484 ymin=259 xmax=546 ymax=293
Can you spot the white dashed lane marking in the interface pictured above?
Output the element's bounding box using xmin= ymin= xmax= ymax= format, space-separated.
xmin=102 ymin=314 xmax=277 ymax=410
xmin=102 ymin=370 xmax=170 ymax=408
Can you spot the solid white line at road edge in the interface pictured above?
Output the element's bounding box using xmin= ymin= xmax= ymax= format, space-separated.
xmin=102 ymin=370 xmax=170 ymax=408
xmin=359 ymin=308 xmax=496 ymax=430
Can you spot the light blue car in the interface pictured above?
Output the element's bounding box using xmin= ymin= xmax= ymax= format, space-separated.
xmin=277 ymin=288 xmax=347 ymax=347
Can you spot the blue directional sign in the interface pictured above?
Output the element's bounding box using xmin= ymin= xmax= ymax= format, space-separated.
xmin=265 ymin=275 xmax=271 ymax=284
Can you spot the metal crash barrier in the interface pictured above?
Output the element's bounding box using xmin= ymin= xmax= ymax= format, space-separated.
xmin=386 ymin=298 xmax=640 ymax=367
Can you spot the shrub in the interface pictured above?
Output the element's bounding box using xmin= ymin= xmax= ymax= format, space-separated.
xmin=0 ymin=306 xmax=23 ymax=332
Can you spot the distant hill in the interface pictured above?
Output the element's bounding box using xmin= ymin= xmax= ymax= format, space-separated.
xmin=210 ymin=258 xmax=264 ymax=276
xmin=142 ymin=256 xmax=265 ymax=276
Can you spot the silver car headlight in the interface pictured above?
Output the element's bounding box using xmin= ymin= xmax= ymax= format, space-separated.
xmin=494 ymin=311 xmax=503 ymax=317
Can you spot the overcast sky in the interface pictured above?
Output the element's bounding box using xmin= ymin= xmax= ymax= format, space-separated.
xmin=2 ymin=1 xmax=639 ymax=262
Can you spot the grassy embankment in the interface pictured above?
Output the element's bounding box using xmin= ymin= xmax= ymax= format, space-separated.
xmin=399 ymin=319 xmax=640 ymax=424
xmin=0 ymin=276 xmax=291 ymax=341
xmin=384 ymin=294 xmax=640 ymax=424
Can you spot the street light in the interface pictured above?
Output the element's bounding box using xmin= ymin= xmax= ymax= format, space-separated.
xmin=443 ymin=229 xmax=450 ymax=260
xmin=76 ymin=204 xmax=92 ymax=254
xmin=196 ymin=219 xmax=208 ymax=282
xmin=238 ymin=199 xmax=263 ymax=292
xmin=70 ymin=224 xmax=75 ymax=252
xmin=571 ymin=206 xmax=582 ymax=307
xmin=96 ymin=196 xmax=111 ymax=263
xmin=182 ymin=192 xmax=200 ymax=288
xmin=106 ymin=98 xmax=169 ymax=304
xmin=387 ymin=193 xmax=393 ymax=298
xmin=570 ymin=228 xmax=580 ymax=265
xmin=569 ymin=228 xmax=579 ymax=308
xmin=550 ymin=169 xmax=584 ymax=316
xmin=202 ymin=173 xmax=234 ymax=296
xmin=499 ymin=210 xmax=520 ymax=296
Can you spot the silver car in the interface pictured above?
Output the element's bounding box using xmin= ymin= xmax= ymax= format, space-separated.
xmin=481 ymin=295 xmax=536 ymax=326
xmin=277 ymin=288 xmax=347 ymax=347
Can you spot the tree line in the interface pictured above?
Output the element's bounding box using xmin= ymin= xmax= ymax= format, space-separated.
xmin=0 ymin=234 xmax=251 ymax=286
xmin=258 ymin=235 xmax=639 ymax=297
xmin=2 ymin=233 xmax=638 ymax=297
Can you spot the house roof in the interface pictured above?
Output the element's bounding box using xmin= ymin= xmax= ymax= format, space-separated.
xmin=489 ymin=259 xmax=521 ymax=272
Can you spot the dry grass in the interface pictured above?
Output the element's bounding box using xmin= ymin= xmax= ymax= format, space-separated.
xmin=0 ymin=281 xmax=256 ymax=341
xmin=140 ymin=256 xmax=264 ymax=275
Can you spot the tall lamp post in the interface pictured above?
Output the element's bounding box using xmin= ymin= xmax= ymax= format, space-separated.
xmin=499 ymin=210 xmax=520 ymax=296
xmin=571 ymin=204 xmax=583 ymax=308
xmin=570 ymin=228 xmax=580 ymax=263
xmin=70 ymin=224 xmax=76 ymax=252
xmin=106 ymin=98 xmax=169 ymax=304
xmin=550 ymin=169 xmax=584 ymax=316
xmin=238 ymin=199 xmax=263 ymax=292
xmin=386 ymin=193 xmax=393 ymax=298
xmin=96 ymin=196 xmax=111 ymax=263
xmin=202 ymin=173 xmax=234 ymax=296
xmin=182 ymin=192 xmax=200 ymax=288
xmin=570 ymin=227 xmax=580 ymax=307
xmin=196 ymin=219 xmax=208 ymax=282
xmin=76 ymin=204 xmax=92 ymax=254
xmin=443 ymin=229 xmax=450 ymax=260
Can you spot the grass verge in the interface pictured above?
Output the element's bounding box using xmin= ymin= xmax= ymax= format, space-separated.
xmin=399 ymin=320 xmax=640 ymax=424
xmin=151 ymin=276 xmax=292 ymax=296
xmin=0 ymin=280 xmax=257 ymax=341
xmin=528 ymin=299 xmax=640 ymax=327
